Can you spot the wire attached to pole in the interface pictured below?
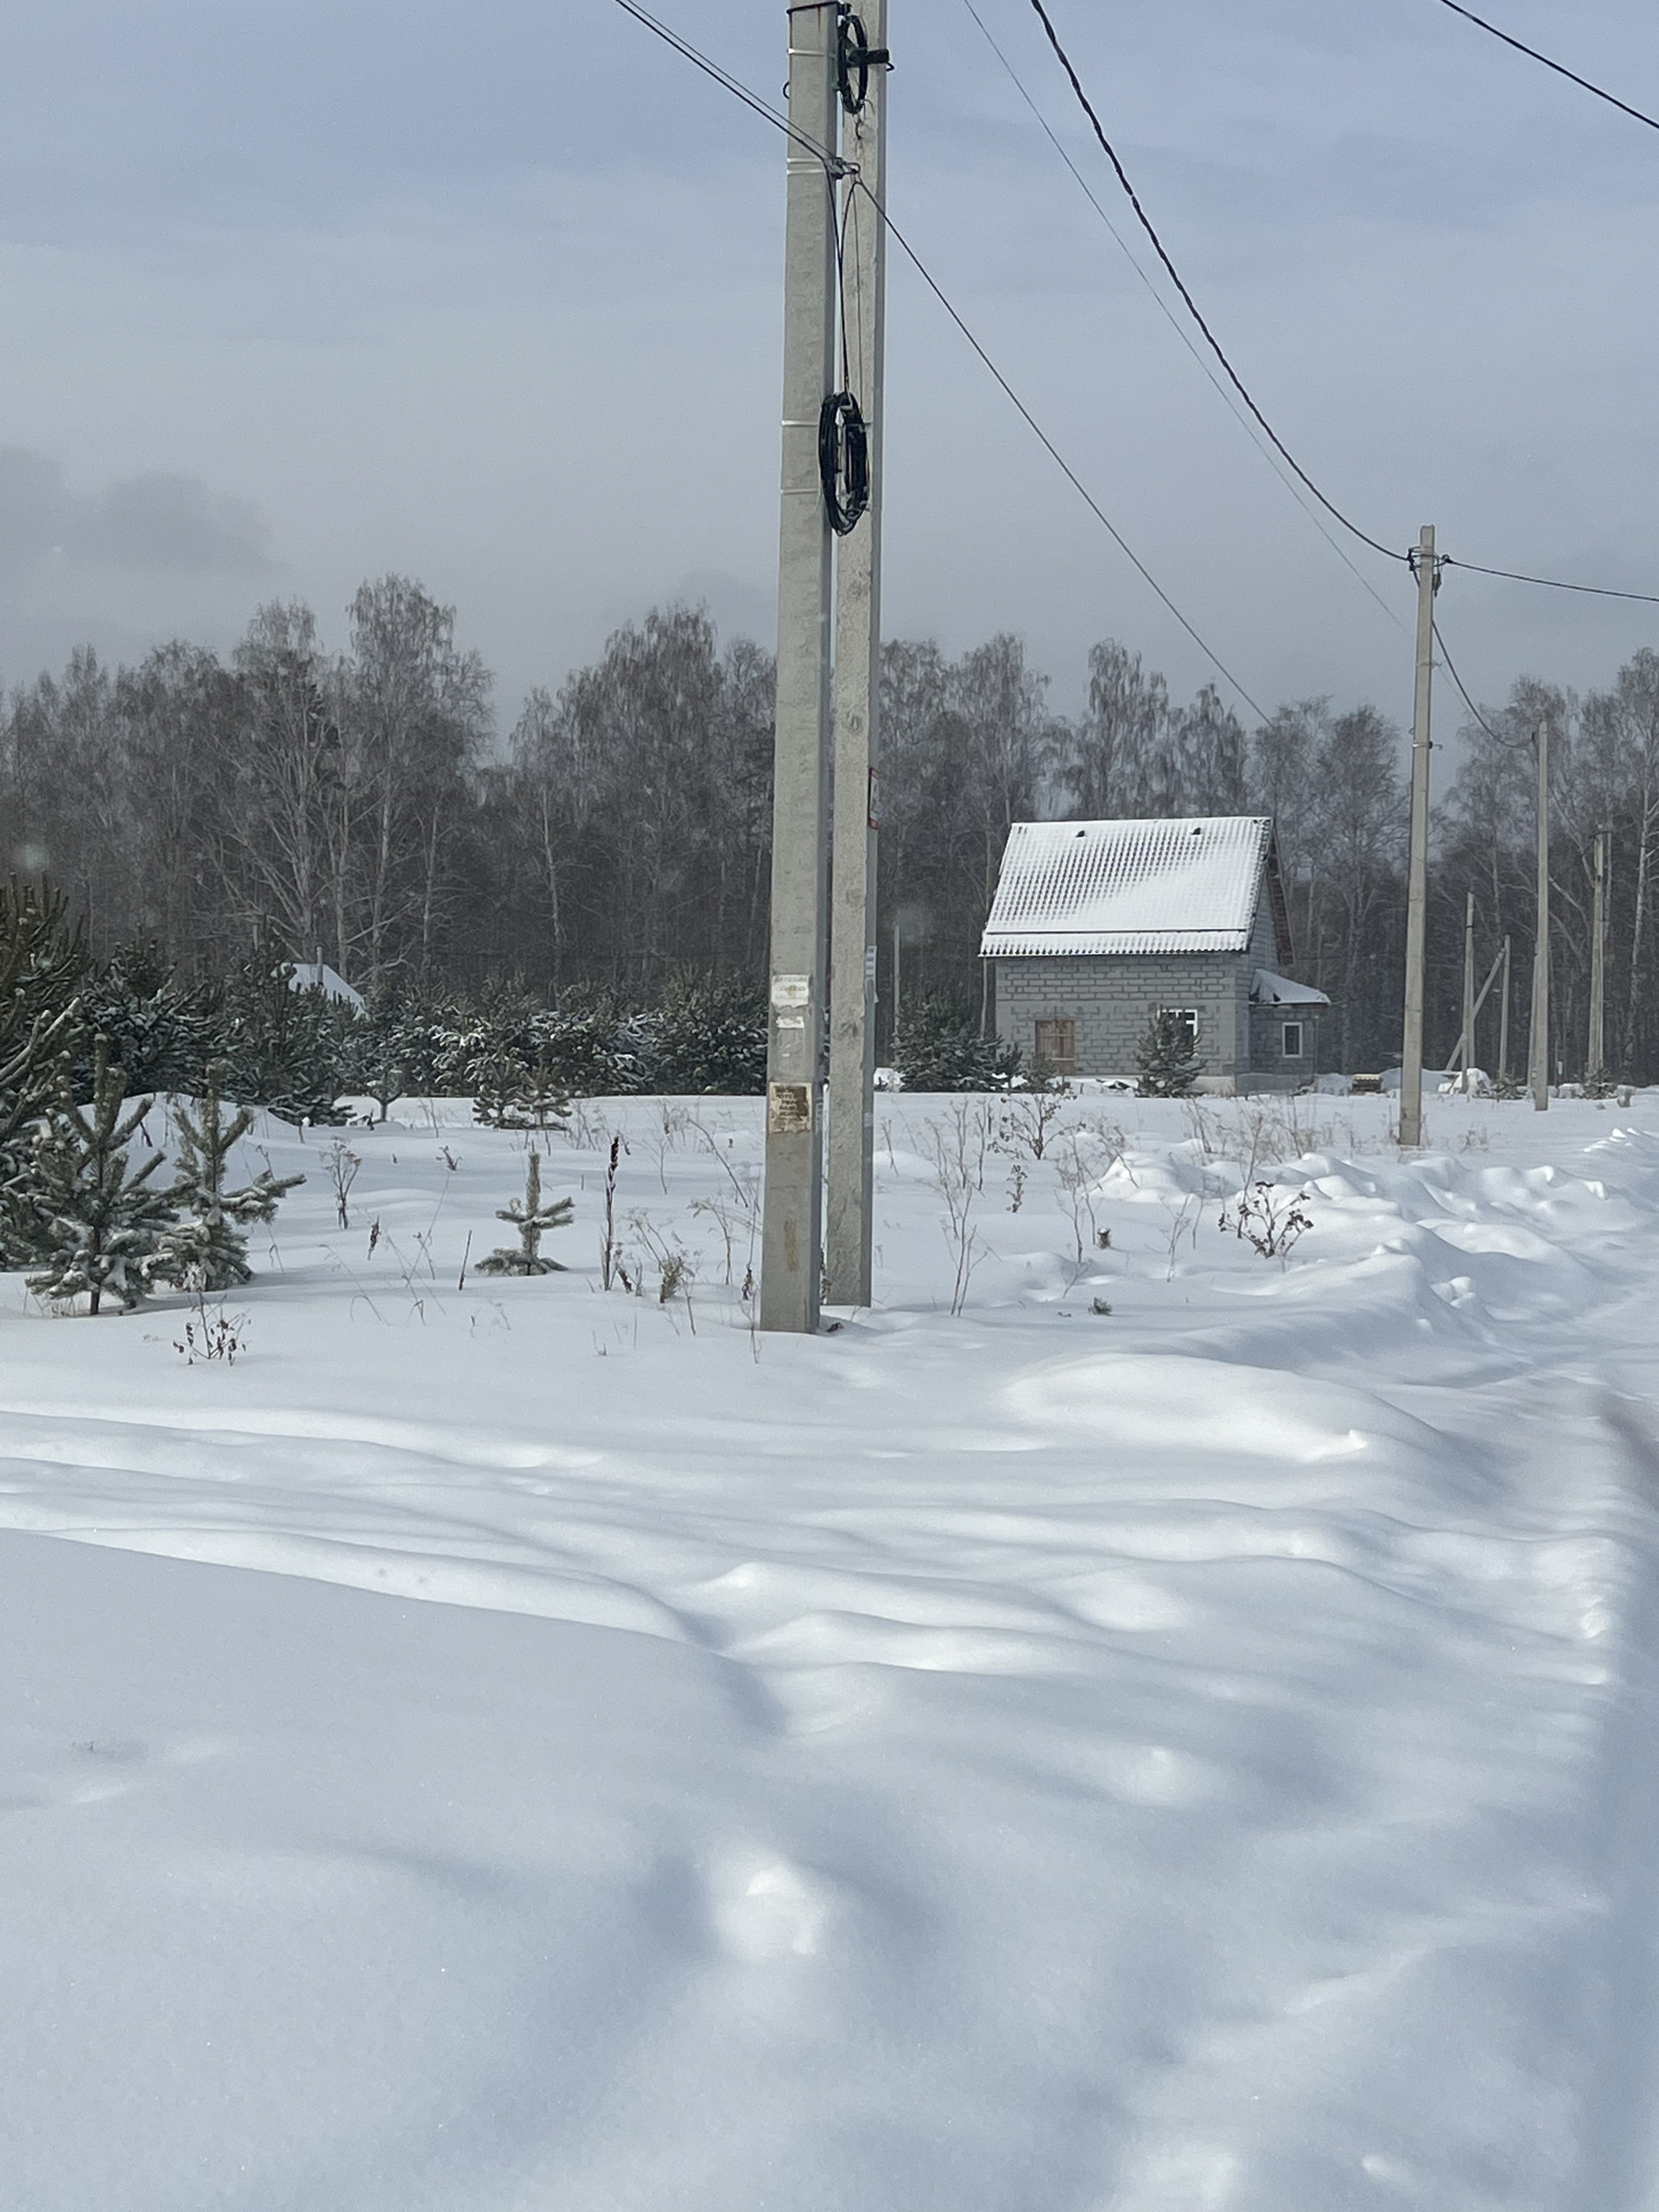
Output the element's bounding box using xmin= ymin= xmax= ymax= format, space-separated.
xmin=607 ymin=0 xmax=1267 ymax=712
xmin=610 ymin=0 xmax=847 ymax=177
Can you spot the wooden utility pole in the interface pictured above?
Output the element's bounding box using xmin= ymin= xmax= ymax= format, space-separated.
xmin=760 ymin=1 xmax=839 ymax=1332
xmin=1588 ymin=829 xmax=1608 ymax=1085
xmin=1399 ymin=524 xmax=1438 ymax=1146
xmin=1529 ymin=720 xmax=1550 ymax=1112
xmin=826 ymin=0 xmax=888 ymax=1308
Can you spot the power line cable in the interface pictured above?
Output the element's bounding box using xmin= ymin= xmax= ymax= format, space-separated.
xmin=613 ymin=0 xmax=1659 ymax=623
xmin=1022 ymin=0 xmax=1659 ymax=606
xmin=1432 ymin=616 xmax=1507 ymax=745
xmin=1442 ymin=556 xmax=1659 ymax=606
xmin=607 ymin=0 xmax=842 ymax=174
xmin=1437 ymin=0 xmax=1659 ymax=135
xmin=614 ymin=0 xmax=1659 ymax=619
xmin=1433 ymin=616 xmax=1554 ymax=762
xmin=957 ymin=0 xmax=1408 ymax=634
xmin=1436 ymin=10 xmax=1659 ymax=599
xmin=607 ymin=0 xmax=1270 ymax=718
xmin=1020 ymin=0 xmax=1402 ymax=563
xmin=854 ymin=180 xmax=1268 ymax=717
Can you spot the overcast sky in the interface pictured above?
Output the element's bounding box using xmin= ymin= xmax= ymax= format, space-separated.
xmin=3 ymin=0 xmax=1658 ymax=739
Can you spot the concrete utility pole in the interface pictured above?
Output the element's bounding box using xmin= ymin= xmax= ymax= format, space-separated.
xmin=1588 ymin=828 xmax=1608 ymax=1085
xmin=825 ymin=0 xmax=888 ymax=1309
xmin=1529 ymin=720 xmax=1550 ymax=1112
xmin=1459 ymin=891 xmax=1476 ymax=1077
xmin=760 ymin=0 xmax=839 ymax=1332
xmin=1399 ymin=524 xmax=1438 ymax=1146
xmin=1498 ymin=934 xmax=1511 ymax=1085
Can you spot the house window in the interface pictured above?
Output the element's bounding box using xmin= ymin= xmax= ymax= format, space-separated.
xmin=1034 ymin=1017 xmax=1077 ymax=1076
xmin=1281 ymin=1021 xmax=1304 ymax=1058
xmin=1157 ymin=1008 xmax=1198 ymax=1054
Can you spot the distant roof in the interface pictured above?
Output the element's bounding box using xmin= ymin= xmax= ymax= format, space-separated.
xmin=1253 ymin=967 xmax=1329 ymax=1007
xmin=289 ymin=961 xmax=365 ymax=1014
xmin=981 ymin=816 xmax=1275 ymax=957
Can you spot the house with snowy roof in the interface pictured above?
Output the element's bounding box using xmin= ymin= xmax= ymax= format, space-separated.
xmin=979 ymin=815 xmax=1329 ymax=1092
xmin=288 ymin=962 xmax=365 ymax=1015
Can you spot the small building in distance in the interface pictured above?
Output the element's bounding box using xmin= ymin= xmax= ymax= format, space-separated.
xmin=980 ymin=815 xmax=1329 ymax=1092
xmin=289 ymin=962 xmax=365 ymax=1016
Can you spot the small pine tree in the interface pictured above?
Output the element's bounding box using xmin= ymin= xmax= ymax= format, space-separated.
xmin=0 ymin=881 xmax=91 ymax=1262
xmin=217 ymin=960 xmax=353 ymax=1126
xmin=648 ymin=976 xmax=768 ymax=1093
xmin=343 ymin=990 xmax=409 ymax=1124
xmin=22 ymin=1037 xmax=177 ymax=1314
xmin=1135 ymin=1009 xmax=1199 ymax=1098
xmin=476 ymin=1150 xmax=573 ymax=1276
xmin=473 ymin=1052 xmax=572 ymax=1133
xmin=76 ymin=945 xmax=214 ymax=1096
xmin=891 ymin=994 xmax=1022 ymax=1092
xmin=153 ymin=1068 xmax=305 ymax=1291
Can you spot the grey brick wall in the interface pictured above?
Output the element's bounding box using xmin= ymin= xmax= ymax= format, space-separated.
xmin=1249 ymin=1004 xmax=1321 ymax=1085
xmin=994 ymin=951 xmax=1249 ymax=1083
xmin=987 ymin=880 xmax=1328 ymax=1091
xmin=991 ymin=925 xmax=1324 ymax=1090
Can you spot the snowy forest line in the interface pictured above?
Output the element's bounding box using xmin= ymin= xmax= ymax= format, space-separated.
xmin=5 ymin=575 xmax=1659 ymax=1078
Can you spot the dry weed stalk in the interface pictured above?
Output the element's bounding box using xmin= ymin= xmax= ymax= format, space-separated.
xmin=925 ymin=1100 xmax=991 ymax=1316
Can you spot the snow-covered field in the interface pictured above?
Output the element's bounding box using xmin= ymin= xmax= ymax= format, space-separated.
xmin=6 ymin=1085 xmax=1659 ymax=2209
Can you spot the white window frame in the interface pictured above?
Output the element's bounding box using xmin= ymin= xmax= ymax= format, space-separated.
xmin=1157 ymin=1007 xmax=1198 ymax=1052
xmin=1281 ymin=1020 xmax=1304 ymax=1058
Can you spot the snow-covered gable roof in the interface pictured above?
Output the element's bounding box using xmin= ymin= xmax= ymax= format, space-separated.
xmin=289 ymin=962 xmax=365 ymax=1014
xmin=981 ymin=816 xmax=1276 ymax=957
xmin=1252 ymin=968 xmax=1329 ymax=1007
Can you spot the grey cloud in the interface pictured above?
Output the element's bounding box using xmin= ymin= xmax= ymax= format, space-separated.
xmin=0 ymin=448 xmax=72 ymax=572
xmin=66 ymin=472 xmax=270 ymax=576
xmin=0 ymin=448 xmax=270 ymax=579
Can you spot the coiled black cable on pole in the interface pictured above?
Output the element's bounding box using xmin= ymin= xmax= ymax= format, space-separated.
xmin=819 ymin=390 xmax=869 ymax=533
xmin=837 ymin=6 xmax=888 ymax=116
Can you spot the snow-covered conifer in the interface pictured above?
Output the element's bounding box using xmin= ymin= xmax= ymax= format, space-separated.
xmin=476 ymin=1150 xmax=573 ymax=1276
xmin=152 ymin=1067 xmax=305 ymax=1291
xmin=473 ymin=1050 xmax=571 ymax=1133
xmin=1134 ymin=1010 xmax=1199 ymax=1098
xmin=23 ymin=1037 xmax=175 ymax=1314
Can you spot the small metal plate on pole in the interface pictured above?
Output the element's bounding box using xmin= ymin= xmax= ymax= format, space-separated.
xmin=767 ymin=1084 xmax=814 ymax=1135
